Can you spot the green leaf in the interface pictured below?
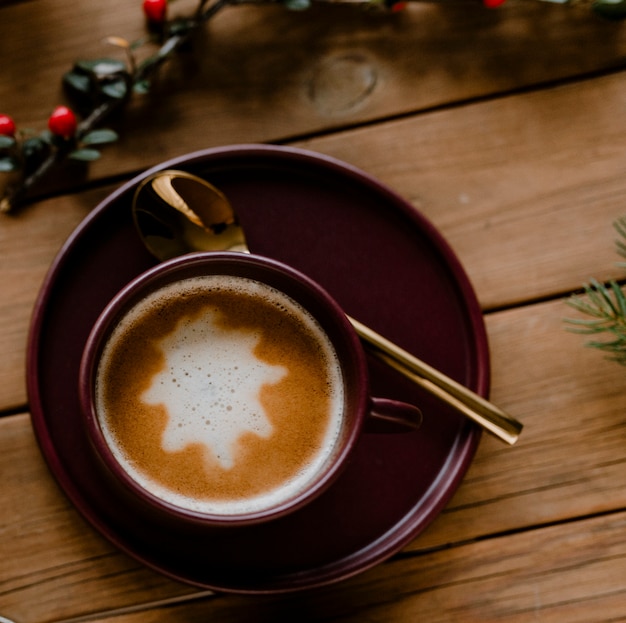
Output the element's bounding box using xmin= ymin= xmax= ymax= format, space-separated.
xmin=283 ymin=0 xmax=311 ymax=9
xmin=22 ymin=137 xmax=51 ymax=175
xmin=168 ymin=18 xmax=196 ymax=37
xmin=130 ymin=36 xmax=151 ymax=51
xmin=0 ymin=135 xmax=16 ymax=149
xmin=69 ymin=148 xmax=101 ymax=162
xmin=76 ymin=58 xmax=127 ymax=76
xmin=22 ymin=136 xmax=48 ymax=154
xmin=39 ymin=130 xmax=54 ymax=145
xmin=81 ymin=129 xmax=119 ymax=146
xmin=0 ymin=157 xmax=19 ymax=172
xmin=100 ymin=78 xmax=128 ymax=100
xmin=63 ymin=70 xmax=92 ymax=95
xmin=133 ymin=80 xmax=151 ymax=94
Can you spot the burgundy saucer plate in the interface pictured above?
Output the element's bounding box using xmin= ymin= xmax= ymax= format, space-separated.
xmin=27 ymin=144 xmax=489 ymax=593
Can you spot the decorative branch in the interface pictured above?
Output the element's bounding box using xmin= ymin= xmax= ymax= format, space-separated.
xmin=1 ymin=0 xmax=625 ymax=213
xmin=565 ymin=217 xmax=626 ymax=366
xmin=0 ymin=0 xmax=208 ymax=213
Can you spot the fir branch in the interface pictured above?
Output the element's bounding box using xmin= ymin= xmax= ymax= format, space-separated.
xmin=565 ymin=219 xmax=626 ymax=365
xmin=614 ymin=215 xmax=626 ymax=264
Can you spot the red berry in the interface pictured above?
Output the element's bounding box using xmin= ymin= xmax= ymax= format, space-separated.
xmin=0 ymin=114 xmax=16 ymax=137
xmin=390 ymin=1 xmax=408 ymax=11
xmin=48 ymin=106 xmax=77 ymax=139
xmin=483 ymin=0 xmax=506 ymax=7
xmin=143 ymin=0 xmax=167 ymax=23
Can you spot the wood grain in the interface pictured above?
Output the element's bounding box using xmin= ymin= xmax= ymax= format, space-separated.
xmin=2 ymin=1 xmax=626 ymax=621
xmin=417 ymin=297 xmax=626 ymax=551
xmin=297 ymin=71 xmax=626 ymax=310
xmin=80 ymin=511 xmax=626 ymax=623
xmin=0 ymin=413 xmax=200 ymax=623
xmin=0 ymin=186 xmax=113 ymax=411
xmin=1 ymin=0 xmax=626 ymax=195
xmin=2 ymin=296 xmax=625 ymax=622
xmin=3 ymin=71 xmax=626 ymax=411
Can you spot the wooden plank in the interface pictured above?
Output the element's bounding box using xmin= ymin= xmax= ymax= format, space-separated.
xmin=41 ymin=512 xmax=626 ymax=623
xmin=2 ymin=296 xmax=625 ymax=621
xmin=296 ymin=70 xmax=626 ymax=310
xmin=412 ymin=296 xmax=626 ymax=551
xmin=1 ymin=1 xmax=626 ymax=195
xmin=3 ymin=71 xmax=626 ymax=410
xmin=0 ymin=413 xmax=202 ymax=623
xmin=0 ymin=186 xmax=112 ymax=411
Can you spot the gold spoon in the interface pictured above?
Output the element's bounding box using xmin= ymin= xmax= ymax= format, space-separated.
xmin=132 ymin=169 xmax=523 ymax=445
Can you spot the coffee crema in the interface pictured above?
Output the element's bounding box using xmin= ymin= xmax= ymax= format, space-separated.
xmin=95 ymin=275 xmax=345 ymax=516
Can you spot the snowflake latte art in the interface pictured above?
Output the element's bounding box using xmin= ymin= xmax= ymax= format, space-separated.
xmin=95 ymin=275 xmax=345 ymax=516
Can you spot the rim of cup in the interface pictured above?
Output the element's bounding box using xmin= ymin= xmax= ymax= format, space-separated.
xmin=78 ymin=252 xmax=370 ymax=528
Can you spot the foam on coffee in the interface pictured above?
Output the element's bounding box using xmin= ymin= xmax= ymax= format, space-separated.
xmin=143 ymin=307 xmax=288 ymax=471
xmin=95 ymin=274 xmax=345 ymax=516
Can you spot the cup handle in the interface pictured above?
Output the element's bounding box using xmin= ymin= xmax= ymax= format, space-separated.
xmin=365 ymin=397 xmax=423 ymax=433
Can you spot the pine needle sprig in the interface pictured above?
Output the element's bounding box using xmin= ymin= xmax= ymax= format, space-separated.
xmin=614 ymin=215 xmax=626 ymax=266
xmin=565 ymin=217 xmax=626 ymax=366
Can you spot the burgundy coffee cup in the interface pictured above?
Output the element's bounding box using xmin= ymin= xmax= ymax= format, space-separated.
xmin=78 ymin=252 xmax=422 ymax=528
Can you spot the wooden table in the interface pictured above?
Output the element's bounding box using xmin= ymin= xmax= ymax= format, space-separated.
xmin=2 ymin=0 xmax=626 ymax=620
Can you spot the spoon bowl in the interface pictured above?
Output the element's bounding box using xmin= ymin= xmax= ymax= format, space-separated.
xmin=133 ymin=169 xmax=248 ymax=260
xmin=132 ymin=169 xmax=523 ymax=445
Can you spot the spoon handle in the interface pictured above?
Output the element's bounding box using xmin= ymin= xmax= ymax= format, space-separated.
xmin=347 ymin=316 xmax=522 ymax=445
